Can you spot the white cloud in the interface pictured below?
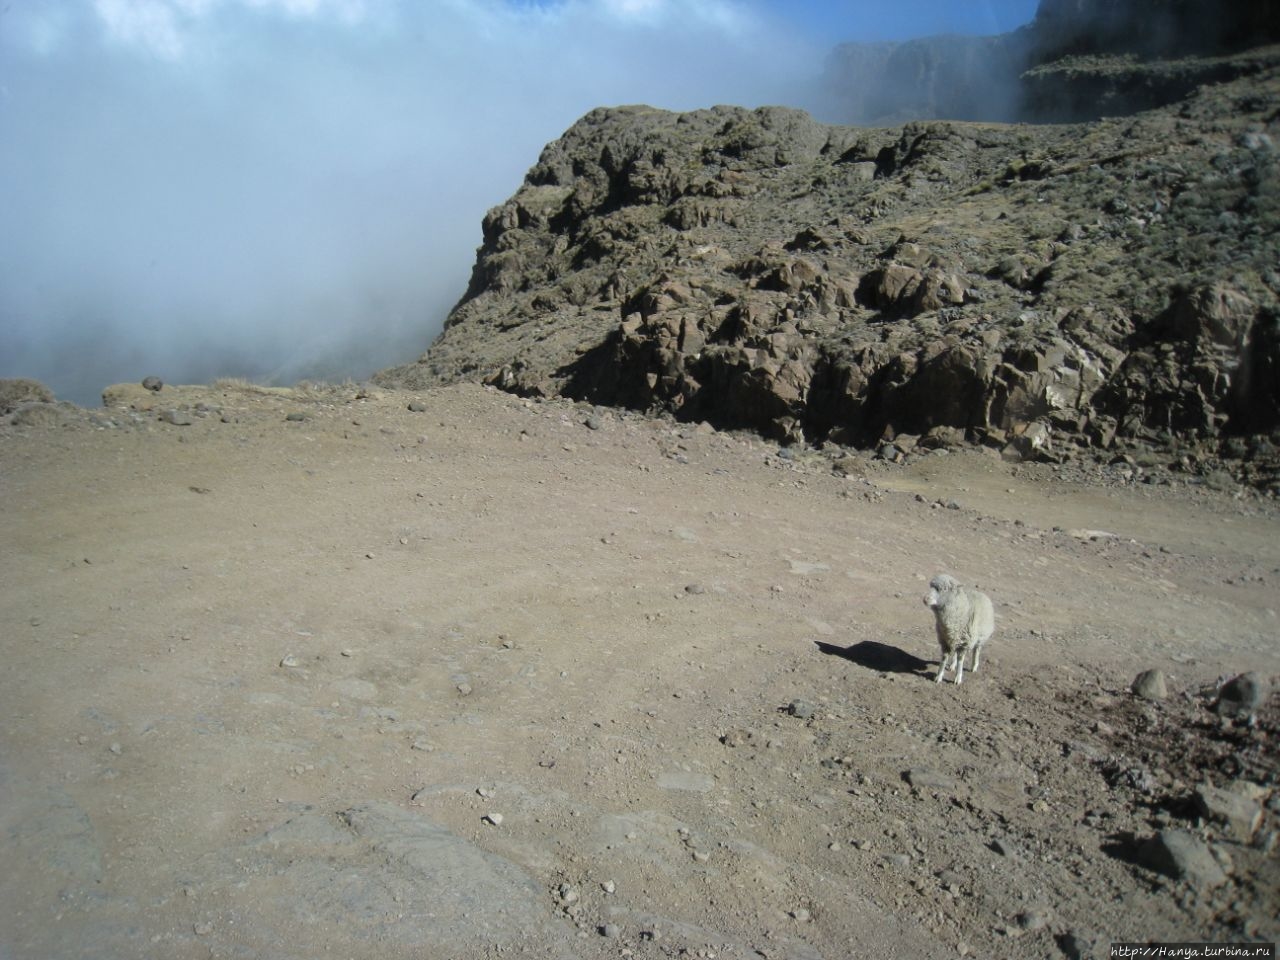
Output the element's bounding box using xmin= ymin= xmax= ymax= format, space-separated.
xmin=83 ymin=0 xmax=375 ymax=59
xmin=92 ymin=0 xmax=188 ymax=59
xmin=0 ymin=0 xmax=819 ymax=403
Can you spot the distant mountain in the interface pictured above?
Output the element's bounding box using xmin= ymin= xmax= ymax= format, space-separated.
xmin=821 ymin=0 xmax=1280 ymax=124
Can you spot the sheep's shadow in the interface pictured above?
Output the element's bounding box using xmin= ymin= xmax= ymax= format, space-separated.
xmin=815 ymin=640 xmax=932 ymax=675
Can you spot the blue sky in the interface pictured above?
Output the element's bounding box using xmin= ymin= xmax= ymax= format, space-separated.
xmin=0 ymin=1 xmax=1040 ymax=403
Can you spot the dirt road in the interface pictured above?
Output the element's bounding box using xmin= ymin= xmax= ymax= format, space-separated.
xmin=2 ymin=382 xmax=1275 ymax=959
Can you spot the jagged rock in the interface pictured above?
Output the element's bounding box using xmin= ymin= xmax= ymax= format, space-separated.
xmin=1194 ymin=783 xmax=1264 ymax=842
xmin=375 ymin=59 xmax=1280 ymax=484
xmin=1136 ymin=829 xmax=1228 ymax=889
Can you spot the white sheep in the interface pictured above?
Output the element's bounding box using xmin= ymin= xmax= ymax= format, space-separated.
xmin=922 ymin=574 xmax=995 ymax=684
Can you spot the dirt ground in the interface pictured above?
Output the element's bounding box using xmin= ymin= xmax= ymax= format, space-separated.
xmin=2 ymin=381 xmax=1276 ymax=960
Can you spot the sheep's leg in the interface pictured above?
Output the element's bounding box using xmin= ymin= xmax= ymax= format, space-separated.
xmin=935 ymin=654 xmax=948 ymax=683
xmin=970 ymin=642 xmax=982 ymax=674
xmin=954 ymin=649 xmax=966 ymax=685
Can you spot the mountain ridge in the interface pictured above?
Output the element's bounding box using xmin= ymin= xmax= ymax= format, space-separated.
xmin=376 ymin=18 xmax=1280 ymax=492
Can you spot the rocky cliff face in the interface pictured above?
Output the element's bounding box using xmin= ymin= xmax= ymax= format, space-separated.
xmin=376 ymin=58 xmax=1280 ymax=489
xmin=823 ymin=0 xmax=1280 ymax=125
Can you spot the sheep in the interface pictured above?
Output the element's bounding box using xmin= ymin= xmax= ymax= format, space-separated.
xmin=922 ymin=574 xmax=995 ymax=684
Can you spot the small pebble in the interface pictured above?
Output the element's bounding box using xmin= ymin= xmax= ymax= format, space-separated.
xmin=601 ymin=880 xmax=616 ymax=894
xmin=600 ymin=923 xmax=621 ymax=939
xmin=279 ymin=654 xmax=300 ymax=668
xmin=484 ymin=812 xmax=503 ymax=826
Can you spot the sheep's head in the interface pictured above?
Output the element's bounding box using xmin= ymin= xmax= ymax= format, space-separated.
xmin=923 ymin=573 xmax=959 ymax=609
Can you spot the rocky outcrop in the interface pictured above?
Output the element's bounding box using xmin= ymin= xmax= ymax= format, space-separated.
xmin=377 ymin=64 xmax=1280 ymax=489
xmin=0 ymin=378 xmax=55 ymax=415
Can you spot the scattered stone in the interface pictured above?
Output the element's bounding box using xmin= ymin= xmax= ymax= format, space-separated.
xmin=657 ymin=770 xmax=715 ymax=793
xmin=456 ymin=683 xmax=473 ymax=696
xmin=601 ymin=880 xmax=615 ymax=894
xmin=1214 ymin=672 xmax=1267 ymax=717
xmin=483 ymin=812 xmax=503 ymax=826
xmin=720 ymin=729 xmax=753 ymax=747
xmin=1056 ymin=929 xmax=1101 ymax=960
xmin=600 ymin=923 xmax=621 ymax=939
xmin=407 ymin=401 xmax=428 ymax=412
xmin=1194 ymin=783 xmax=1264 ymax=842
xmin=989 ymin=838 xmax=1017 ymax=857
xmin=1136 ymin=829 xmax=1228 ymax=889
xmin=159 ymin=409 xmax=193 ymax=426
xmin=280 ymin=654 xmax=301 ymax=668
xmin=882 ymin=853 xmax=911 ymax=868
xmin=585 ymin=414 xmax=603 ymax=430
xmin=1016 ymin=908 xmax=1052 ymax=932
xmin=285 ymin=412 xmax=308 ymax=422
xmin=903 ymin=767 xmax=956 ymax=792
xmin=142 ymin=376 xmax=163 ymax=392
xmin=790 ymin=907 xmax=810 ymax=922
xmin=787 ymin=699 xmax=817 ymax=720
xmin=1131 ymin=669 xmax=1168 ymax=701
xmin=193 ymin=922 xmax=213 ymax=936
xmin=1068 ymin=528 xmax=1118 ymax=541
xmin=684 ymin=583 xmax=706 ymax=595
